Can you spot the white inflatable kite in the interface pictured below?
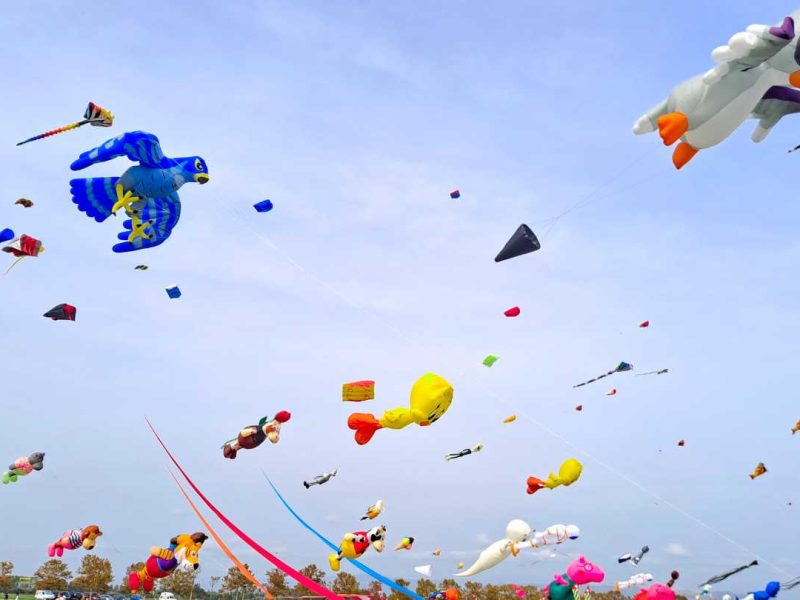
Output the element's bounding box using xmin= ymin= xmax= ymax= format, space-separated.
xmin=634 ymin=12 xmax=800 ymax=168
xmin=455 ymin=519 xmax=531 ymax=577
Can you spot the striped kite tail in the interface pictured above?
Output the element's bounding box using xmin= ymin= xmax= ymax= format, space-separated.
xmin=17 ymin=121 xmax=86 ymax=146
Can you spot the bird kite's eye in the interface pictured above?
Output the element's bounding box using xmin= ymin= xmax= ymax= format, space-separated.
xmin=194 ymin=159 xmax=203 ymax=171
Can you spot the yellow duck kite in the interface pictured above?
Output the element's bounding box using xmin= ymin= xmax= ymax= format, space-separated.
xmin=527 ymin=458 xmax=583 ymax=495
xmin=348 ymin=373 xmax=453 ymax=445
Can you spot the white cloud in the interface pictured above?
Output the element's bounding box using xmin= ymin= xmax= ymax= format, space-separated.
xmin=666 ymin=543 xmax=690 ymax=557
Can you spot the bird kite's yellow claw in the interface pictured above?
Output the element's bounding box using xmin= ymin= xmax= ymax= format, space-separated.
xmin=112 ymin=184 xmax=140 ymax=215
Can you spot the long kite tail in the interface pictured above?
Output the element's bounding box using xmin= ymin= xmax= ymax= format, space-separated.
xmin=168 ymin=470 xmax=274 ymax=600
xmin=263 ymin=472 xmax=425 ymax=600
xmin=17 ymin=120 xmax=88 ymax=146
xmin=145 ymin=418 xmax=342 ymax=600
xmin=573 ymin=370 xmax=614 ymax=388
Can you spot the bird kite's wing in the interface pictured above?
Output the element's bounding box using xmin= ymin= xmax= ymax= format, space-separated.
xmin=112 ymin=193 xmax=181 ymax=253
xmin=751 ymin=87 xmax=800 ymax=143
xmin=70 ymin=131 xmax=172 ymax=171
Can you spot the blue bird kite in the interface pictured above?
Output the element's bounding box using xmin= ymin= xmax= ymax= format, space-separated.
xmin=69 ymin=131 xmax=209 ymax=253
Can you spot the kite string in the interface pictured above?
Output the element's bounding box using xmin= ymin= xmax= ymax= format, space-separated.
xmin=225 ymin=218 xmax=797 ymax=580
xmin=533 ymin=146 xmax=664 ymax=239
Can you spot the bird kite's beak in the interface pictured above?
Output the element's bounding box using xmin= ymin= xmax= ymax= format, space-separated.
xmin=195 ymin=173 xmax=210 ymax=184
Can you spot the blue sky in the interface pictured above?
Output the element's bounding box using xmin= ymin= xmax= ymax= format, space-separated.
xmin=1 ymin=0 xmax=799 ymax=596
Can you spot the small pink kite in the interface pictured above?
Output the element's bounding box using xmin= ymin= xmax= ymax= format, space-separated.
xmin=606 ymin=388 xmax=617 ymax=396
xmin=639 ymin=320 xmax=650 ymax=328
xmin=504 ymin=307 xmax=521 ymax=317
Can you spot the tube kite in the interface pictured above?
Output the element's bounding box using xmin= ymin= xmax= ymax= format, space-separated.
xmin=17 ymin=102 xmax=113 ymax=146
xmin=455 ymin=519 xmax=531 ymax=577
xmin=527 ymin=459 xmax=583 ymax=495
xmin=222 ymin=411 xmax=291 ymax=459
xmin=700 ymin=560 xmax=759 ymax=586
xmin=263 ymin=474 xmax=424 ymax=600
xmin=168 ymin=471 xmax=273 ymax=599
xmin=48 ymin=526 xmax=102 ymax=557
xmin=634 ymin=13 xmax=800 ymax=169
xmin=146 ymin=419 xmax=343 ymax=599
xmin=2 ymin=452 xmax=44 ymax=484
xmin=750 ymin=463 xmax=767 ymax=479
xmin=348 ymin=373 xmax=453 ymax=445
xmin=342 ymin=381 xmax=375 ymax=402
xmin=574 ymin=362 xmax=633 ymax=388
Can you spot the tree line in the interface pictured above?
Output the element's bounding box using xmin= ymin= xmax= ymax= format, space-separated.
xmin=0 ymin=560 xmax=691 ymax=600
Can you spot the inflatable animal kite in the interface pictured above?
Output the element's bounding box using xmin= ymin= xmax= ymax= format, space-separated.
xmin=429 ymin=590 xmax=458 ymax=600
xmin=222 ymin=411 xmax=291 ymax=459
xmin=745 ymin=582 xmax=781 ymax=600
xmin=328 ymin=525 xmax=386 ymax=572
xmin=634 ymin=13 xmax=800 ymax=169
xmin=48 ymin=526 xmax=102 ymax=557
xmin=455 ymin=519 xmax=531 ymax=577
xmin=545 ymin=556 xmax=606 ymax=600
xmin=129 ymin=533 xmax=208 ymax=595
xmin=360 ymin=499 xmax=384 ymax=520
xmin=2 ymin=452 xmax=45 ymax=484
xmin=792 ymin=420 xmax=800 ymax=435
xmin=635 ymin=583 xmax=676 ymax=600
xmin=69 ymin=131 xmax=209 ymax=252
xmin=527 ymin=459 xmax=583 ymax=495
xmin=348 ymin=373 xmax=453 ymax=445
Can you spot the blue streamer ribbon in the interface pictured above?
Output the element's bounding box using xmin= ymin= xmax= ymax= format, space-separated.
xmin=263 ymin=472 xmax=424 ymax=600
